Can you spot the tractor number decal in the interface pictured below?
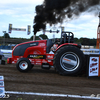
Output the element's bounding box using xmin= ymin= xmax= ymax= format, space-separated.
xmin=28 ymin=55 xmax=46 ymax=59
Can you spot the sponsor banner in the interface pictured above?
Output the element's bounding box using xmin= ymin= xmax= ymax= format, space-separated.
xmin=28 ymin=55 xmax=46 ymax=59
xmin=0 ymin=76 xmax=4 ymax=81
xmin=88 ymin=56 xmax=99 ymax=77
xmin=81 ymin=49 xmax=100 ymax=55
xmin=0 ymin=81 xmax=4 ymax=87
xmin=0 ymin=76 xmax=5 ymax=96
xmin=0 ymin=49 xmax=12 ymax=54
xmin=0 ymin=49 xmax=12 ymax=58
xmin=0 ymin=88 xmax=5 ymax=95
xmin=12 ymin=28 xmax=26 ymax=31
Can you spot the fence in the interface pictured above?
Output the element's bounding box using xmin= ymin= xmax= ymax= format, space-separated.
xmin=0 ymin=46 xmax=14 ymax=50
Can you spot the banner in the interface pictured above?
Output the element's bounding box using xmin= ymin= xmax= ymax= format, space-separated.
xmin=12 ymin=28 xmax=26 ymax=31
xmin=0 ymin=76 xmax=5 ymax=96
xmin=88 ymin=56 xmax=99 ymax=77
xmin=8 ymin=24 xmax=12 ymax=33
xmin=27 ymin=25 xmax=31 ymax=35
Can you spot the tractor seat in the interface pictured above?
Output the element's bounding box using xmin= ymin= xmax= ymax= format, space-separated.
xmin=60 ymin=33 xmax=74 ymax=44
xmin=46 ymin=39 xmax=53 ymax=53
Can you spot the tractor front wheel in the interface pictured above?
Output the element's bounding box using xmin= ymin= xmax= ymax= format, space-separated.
xmin=16 ymin=58 xmax=32 ymax=72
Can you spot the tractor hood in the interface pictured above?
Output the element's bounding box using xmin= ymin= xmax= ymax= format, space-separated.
xmin=12 ymin=40 xmax=47 ymax=56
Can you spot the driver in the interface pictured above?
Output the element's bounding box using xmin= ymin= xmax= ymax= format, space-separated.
xmin=51 ymin=44 xmax=58 ymax=51
xmin=49 ymin=44 xmax=58 ymax=54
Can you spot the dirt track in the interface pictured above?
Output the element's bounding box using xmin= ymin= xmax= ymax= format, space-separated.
xmin=0 ymin=64 xmax=100 ymax=100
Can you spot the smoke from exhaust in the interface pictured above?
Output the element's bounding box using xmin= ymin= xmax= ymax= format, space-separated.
xmin=33 ymin=0 xmax=100 ymax=35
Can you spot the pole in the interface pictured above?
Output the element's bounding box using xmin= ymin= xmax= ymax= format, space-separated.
xmin=33 ymin=35 xmax=35 ymax=41
xmin=96 ymin=12 xmax=100 ymax=49
xmin=33 ymin=31 xmax=36 ymax=41
xmin=3 ymin=31 xmax=6 ymax=45
xmin=98 ymin=12 xmax=100 ymax=76
xmin=99 ymin=12 xmax=100 ymax=49
xmin=61 ymin=27 xmax=64 ymax=38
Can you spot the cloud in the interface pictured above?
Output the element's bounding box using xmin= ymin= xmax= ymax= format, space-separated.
xmin=0 ymin=0 xmax=44 ymax=16
xmin=0 ymin=0 xmax=99 ymax=39
xmin=0 ymin=0 xmax=43 ymax=5
xmin=59 ymin=12 xmax=99 ymax=38
xmin=0 ymin=0 xmax=43 ymax=38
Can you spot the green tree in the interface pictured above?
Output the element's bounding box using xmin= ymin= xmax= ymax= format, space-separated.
xmin=74 ymin=37 xmax=78 ymax=43
xmin=77 ymin=38 xmax=96 ymax=46
xmin=39 ymin=34 xmax=48 ymax=39
xmin=78 ymin=38 xmax=90 ymax=45
xmin=30 ymin=36 xmax=40 ymax=40
xmin=89 ymin=38 xmax=96 ymax=46
xmin=30 ymin=34 xmax=48 ymax=40
xmin=3 ymin=33 xmax=10 ymax=38
xmin=35 ymin=36 xmax=40 ymax=40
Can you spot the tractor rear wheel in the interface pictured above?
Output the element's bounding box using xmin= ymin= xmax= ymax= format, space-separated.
xmin=16 ymin=58 xmax=32 ymax=72
xmin=53 ymin=46 xmax=85 ymax=75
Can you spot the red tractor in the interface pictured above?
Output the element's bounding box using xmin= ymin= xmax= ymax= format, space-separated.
xmin=7 ymin=31 xmax=85 ymax=75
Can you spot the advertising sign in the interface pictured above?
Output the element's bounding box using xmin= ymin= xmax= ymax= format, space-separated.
xmin=8 ymin=24 xmax=12 ymax=33
xmin=12 ymin=28 xmax=26 ymax=31
xmin=81 ymin=49 xmax=100 ymax=55
xmin=27 ymin=25 xmax=31 ymax=35
xmin=0 ymin=76 xmax=5 ymax=96
xmin=88 ymin=56 xmax=99 ymax=77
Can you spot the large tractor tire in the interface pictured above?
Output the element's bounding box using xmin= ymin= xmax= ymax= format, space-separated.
xmin=16 ymin=58 xmax=32 ymax=72
xmin=53 ymin=46 xmax=85 ymax=75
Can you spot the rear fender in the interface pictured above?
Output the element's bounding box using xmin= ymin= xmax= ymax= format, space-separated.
xmin=56 ymin=43 xmax=81 ymax=52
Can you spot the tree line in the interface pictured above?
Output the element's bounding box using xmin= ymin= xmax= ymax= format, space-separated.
xmin=0 ymin=33 xmax=96 ymax=46
xmin=31 ymin=36 xmax=96 ymax=46
xmin=74 ymin=37 xmax=96 ymax=46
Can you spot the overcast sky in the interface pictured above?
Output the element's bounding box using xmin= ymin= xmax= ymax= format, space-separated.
xmin=0 ymin=0 xmax=99 ymax=39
